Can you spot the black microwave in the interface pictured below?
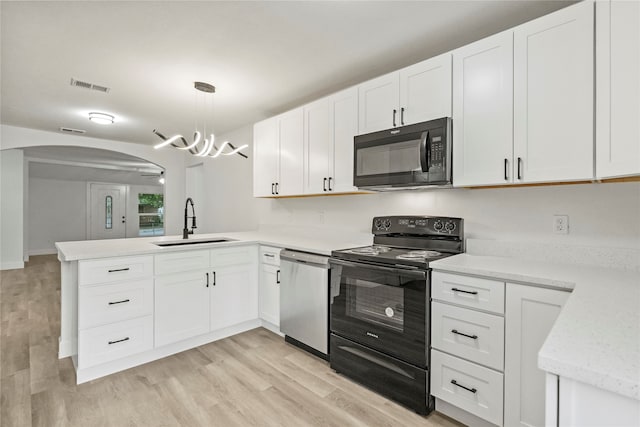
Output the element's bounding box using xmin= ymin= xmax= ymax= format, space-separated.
xmin=353 ymin=117 xmax=452 ymax=190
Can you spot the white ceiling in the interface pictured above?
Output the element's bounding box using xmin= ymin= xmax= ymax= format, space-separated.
xmin=1 ymin=1 xmax=573 ymax=146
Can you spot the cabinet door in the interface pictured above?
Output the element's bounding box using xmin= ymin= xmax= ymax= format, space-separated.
xmin=596 ymin=0 xmax=640 ymax=178
xmin=358 ymin=72 xmax=399 ymax=134
xmin=253 ymin=117 xmax=279 ymax=197
xmin=278 ymin=108 xmax=304 ymax=196
xmin=504 ymin=283 xmax=569 ymax=427
xmin=514 ymin=1 xmax=594 ymax=183
xmin=155 ymin=270 xmax=210 ymax=347
xmin=304 ymin=98 xmax=331 ymax=194
xmin=210 ymin=264 xmax=258 ymax=331
xmin=330 ymin=87 xmax=359 ymax=193
xmin=259 ymin=264 xmax=280 ymax=327
xmin=399 ymin=53 xmax=452 ymax=126
xmin=452 ymin=31 xmax=514 ymax=187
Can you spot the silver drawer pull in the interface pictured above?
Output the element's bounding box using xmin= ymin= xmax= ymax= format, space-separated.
xmin=451 ymin=329 xmax=478 ymax=340
xmin=108 ymin=299 xmax=130 ymax=305
xmin=108 ymin=268 xmax=130 ymax=273
xmin=451 ymin=379 xmax=477 ymax=394
xmin=108 ymin=337 xmax=130 ymax=345
xmin=451 ymin=287 xmax=478 ymax=295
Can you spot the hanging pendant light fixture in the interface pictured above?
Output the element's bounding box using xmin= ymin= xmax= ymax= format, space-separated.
xmin=153 ymin=82 xmax=248 ymax=159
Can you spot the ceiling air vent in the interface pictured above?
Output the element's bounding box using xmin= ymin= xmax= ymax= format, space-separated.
xmin=69 ymin=78 xmax=111 ymax=93
xmin=59 ymin=127 xmax=86 ymax=134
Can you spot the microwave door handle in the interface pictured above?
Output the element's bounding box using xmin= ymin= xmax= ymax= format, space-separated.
xmin=419 ymin=131 xmax=430 ymax=172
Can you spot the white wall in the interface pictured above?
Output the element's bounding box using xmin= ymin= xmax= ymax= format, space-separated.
xmin=258 ymin=182 xmax=640 ymax=250
xmin=28 ymin=178 xmax=87 ymax=254
xmin=0 ymin=149 xmax=25 ymax=269
xmin=187 ymin=125 xmax=261 ymax=233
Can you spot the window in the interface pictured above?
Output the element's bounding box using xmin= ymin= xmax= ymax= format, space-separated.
xmin=105 ymin=196 xmax=113 ymax=229
xmin=138 ymin=193 xmax=164 ymax=236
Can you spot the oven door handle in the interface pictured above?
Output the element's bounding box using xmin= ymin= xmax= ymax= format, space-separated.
xmin=419 ymin=130 xmax=430 ymax=173
xmin=329 ymin=258 xmax=426 ymax=280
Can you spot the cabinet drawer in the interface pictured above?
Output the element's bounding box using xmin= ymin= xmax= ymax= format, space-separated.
xmin=432 ymin=302 xmax=504 ymax=370
xmin=432 ymin=272 xmax=505 ymax=314
xmin=211 ymin=245 xmax=257 ymax=268
xmin=78 ymin=279 xmax=153 ymax=330
xmin=259 ymin=246 xmax=281 ymax=266
xmin=78 ymin=316 xmax=153 ymax=368
xmin=431 ymin=349 xmax=504 ymax=426
xmin=79 ymin=256 xmax=153 ymax=286
xmin=155 ymin=250 xmax=209 ymax=275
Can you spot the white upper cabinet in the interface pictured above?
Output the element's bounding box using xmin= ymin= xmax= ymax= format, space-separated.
xmin=399 ymin=53 xmax=452 ymax=126
xmin=596 ymin=0 xmax=640 ymax=179
xmin=514 ymin=1 xmax=594 ymax=183
xmin=358 ymin=72 xmax=399 ymax=134
xmin=304 ymin=87 xmax=359 ymax=195
xmin=253 ymin=117 xmax=279 ymax=197
xmin=454 ymin=1 xmax=595 ymax=187
xmin=277 ymin=108 xmax=304 ymax=196
xmin=304 ymin=98 xmax=331 ymax=194
xmin=252 ymin=108 xmax=304 ymax=197
xmin=453 ymin=31 xmax=514 ymax=187
xmin=358 ymin=54 xmax=452 ymax=134
xmin=330 ymin=87 xmax=359 ymax=193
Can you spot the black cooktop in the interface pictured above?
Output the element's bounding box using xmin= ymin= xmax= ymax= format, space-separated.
xmin=332 ymin=216 xmax=464 ymax=269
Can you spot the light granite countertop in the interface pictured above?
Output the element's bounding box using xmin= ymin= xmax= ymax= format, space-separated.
xmin=55 ymin=228 xmax=372 ymax=262
xmin=430 ymin=254 xmax=640 ymax=401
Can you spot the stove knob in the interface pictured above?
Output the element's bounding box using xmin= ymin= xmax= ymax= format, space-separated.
xmin=433 ymin=220 xmax=444 ymax=231
xmin=445 ymin=221 xmax=456 ymax=232
xmin=383 ymin=219 xmax=391 ymax=229
xmin=374 ymin=218 xmax=382 ymax=229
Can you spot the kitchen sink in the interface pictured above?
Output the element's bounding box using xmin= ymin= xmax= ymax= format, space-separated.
xmin=153 ymin=238 xmax=235 ymax=247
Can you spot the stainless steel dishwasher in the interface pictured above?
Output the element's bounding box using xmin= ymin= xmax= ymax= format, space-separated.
xmin=279 ymin=249 xmax=330 ymax=359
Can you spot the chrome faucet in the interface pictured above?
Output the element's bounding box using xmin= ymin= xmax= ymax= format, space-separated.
xmin=183 ymin=197 xmax=197 ymax=239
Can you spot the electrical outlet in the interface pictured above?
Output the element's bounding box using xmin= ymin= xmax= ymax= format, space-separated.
xmin=553 ymin=215 xmax=569 ymax=234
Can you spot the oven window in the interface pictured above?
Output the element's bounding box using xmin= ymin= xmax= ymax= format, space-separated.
xmin=346 ymin=278 xmax=404 ymax=332
xmin=356 ymin=139 xmax=422 ymax=176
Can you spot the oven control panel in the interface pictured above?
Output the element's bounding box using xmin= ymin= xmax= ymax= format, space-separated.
xmin=373 ymin=216 xmax=463 ymax=237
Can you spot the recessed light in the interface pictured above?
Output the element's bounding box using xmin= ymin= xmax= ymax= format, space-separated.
xmin=88 ymin=112 xmax=115 ymax=125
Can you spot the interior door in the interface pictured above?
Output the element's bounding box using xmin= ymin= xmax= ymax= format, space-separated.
xmin=90 ymin=183 xmax=127 ymax=240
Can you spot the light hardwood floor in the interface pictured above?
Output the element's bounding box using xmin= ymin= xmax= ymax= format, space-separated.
xmin=1 ymin=255 xmax=464 ymax=427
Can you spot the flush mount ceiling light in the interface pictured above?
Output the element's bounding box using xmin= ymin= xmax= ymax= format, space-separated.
xmin=152 ymin=82 xmax=248 ymax=159
xmin=88 ymin=112 xmax=115 ymax=125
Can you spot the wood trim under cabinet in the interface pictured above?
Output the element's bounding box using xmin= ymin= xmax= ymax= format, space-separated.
xmin=466 ymin=175 xmax=640 ymax=190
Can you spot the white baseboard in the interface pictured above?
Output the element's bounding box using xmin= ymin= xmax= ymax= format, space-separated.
xmin=436 ymin=398 xmax=498 ymax=427
xmin=1 ymin=261 xmax=24 ymax=270
xmin=260 ymin=319 xmax=283 ymax=336
xmin=29 ymin=248 xmax=58 ymax=256
xmin=73 ymin=318 xmax=262 ymax=384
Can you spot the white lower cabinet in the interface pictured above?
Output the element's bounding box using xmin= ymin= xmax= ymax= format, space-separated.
xmin=154 ymin=270 xmax=210 ymax=347
xmin=431 ymin=349 xmax=504 ymax=426
xmin=210 ymin=263 xmax=258 ymax=330
xmin=259 ymin=245 xmax=281 ymax=328
xmin=78 ymin=316 xmax=153 ymax=369
xmin=432 ymin=271 xmax=570 ymax=427
xmin=74 ymin=244 xmax=260 ymax=382
xmin=504 ymin=283 xmax=569 ymax=427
